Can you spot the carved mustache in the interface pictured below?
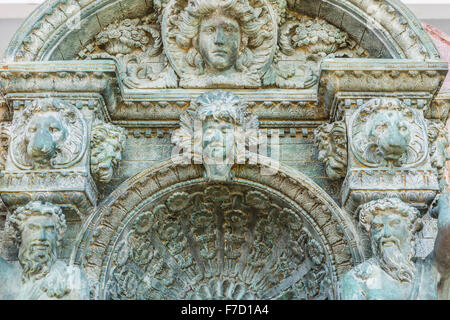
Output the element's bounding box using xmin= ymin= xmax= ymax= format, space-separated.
xmin=379 ymin=237 xmax=400 ymax=248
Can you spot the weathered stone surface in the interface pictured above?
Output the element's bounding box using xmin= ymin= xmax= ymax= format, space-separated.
xmin=0 ymin=0 xmax=448 ymax=301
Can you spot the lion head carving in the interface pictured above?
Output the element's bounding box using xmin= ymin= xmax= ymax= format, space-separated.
xmin=351 ymin=98 xmax=427 ymax=167
xmin=90 ymin=121 xmax=127 ymax=183
xmin=10 ymin=98 xmax=87 ymax=169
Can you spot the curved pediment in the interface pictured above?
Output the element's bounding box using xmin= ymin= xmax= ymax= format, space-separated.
xmin=3 ymin=0 xmax=440 ymax=91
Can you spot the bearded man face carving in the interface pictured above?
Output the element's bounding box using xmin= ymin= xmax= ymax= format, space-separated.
xmin=0 ymin=201 xmax=89 ymax=300
xmin=340 ymin=197 xmax=450 ymax=300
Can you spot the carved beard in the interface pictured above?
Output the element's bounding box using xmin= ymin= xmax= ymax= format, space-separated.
xmin=373 ymin=238 xmax=415 ymax=283
xmin=19 ymin=242 xmax=57 ymax=283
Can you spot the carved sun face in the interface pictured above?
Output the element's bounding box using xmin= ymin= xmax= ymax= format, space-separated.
xmin=25 ymin=112 xmax=68 ymax=164
xmin=21 ymin=216 xmax=57 ymax=260
xmin=198 ymin=13 xmax=241 ymax=72
xmin=202 ymin=118 xmax=235 ymax=164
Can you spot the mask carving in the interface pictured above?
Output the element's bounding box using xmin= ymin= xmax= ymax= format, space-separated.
xmin=164 ymin=0 xmax=276 ymax=88
xmin=172 ymin=90 xmax=258 ymax=181
xmin=314 ymin=121 xmax=347 ymax=180
xmin=10 ymin=98 xmax=87 ymax=170
xmin=90 ymin=121 xmax=127 ymax=184
xmin=350 ymin=98 xmax=427 ymax=167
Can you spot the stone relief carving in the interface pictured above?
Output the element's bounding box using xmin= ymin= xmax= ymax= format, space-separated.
xmin=340 ymin=196 xmax=450 ymax=300
xmin=0 ymin=123 xmax=10 ymax=171
xmin=79 ymin=13 xmax=178 ymax=89
xmin=314 ymin=121 xmax=347 ymax=180
xmin=264 ymin=12 xmax=368 ymax=88
xmin=104 ymin=185 xmax=333 ymax=300
xmin=427 ymin=120 xmax=450 ymax=189
xmin=0 ymin=0 xmax=447 ymax=303
xmin=9 ymin=98 xmax=87 ymax=170
xmin=350 ymin=98 xmax=428 ymax=168
xmin=0 ymin=201 xmax=89 ymax=300
xmin=76 ymin=0 xmax=370 ymax=90
xmin=163 ymin=0 xmax=277 ymax=88
xmin=90 ymin=121 xmax=127 ymax=184
xmin=172 ymin=90 xmax=258 ymax=181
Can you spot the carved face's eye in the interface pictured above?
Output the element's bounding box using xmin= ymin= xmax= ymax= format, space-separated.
xmin=372 ymin=223 xmax=383 ymax=231
xmin=49 ymin=127 xmax=60 ymax=134
xmin=375 ymin=122 xmax=388 ymax=131
xmin=223 ymin=25 xmax=236 ymax=33
xmin=204 ymin=26 xmax=215 ymax=34
xmin=28 ymin=126 xmax=37 ymax=133
xmin=398 ymin=123 xmax=408 ymax=134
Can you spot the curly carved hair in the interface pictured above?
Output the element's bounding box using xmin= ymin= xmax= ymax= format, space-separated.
xmin=172 ymin=90 xmax=259 ymax=161
xmin=90 ymin=121 xmax=127 ymax=150
xmin=359 ymin=198 xmax=422 ymax=235
xmin=7 ymin=201 xmax=67 ymax=247
xmin=11 ymin=98 xmax=85 ymax=169
xmin=175 ymin=0 xmax=270 ymax=74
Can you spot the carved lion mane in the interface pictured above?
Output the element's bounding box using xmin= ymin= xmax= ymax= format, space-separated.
xmin=10 ymin=98 xmax=86 ymax=169
xmin=351 ymin=98 xmax=426 ymax=167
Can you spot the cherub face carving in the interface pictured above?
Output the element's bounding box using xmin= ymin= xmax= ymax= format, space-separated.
xmin=172 ymin=90 xmax=259 ymax=181
xmin=202 ymin=118 xmax=236 ymax=163
xmin=198 ymin=12 xmax=241 ymax=73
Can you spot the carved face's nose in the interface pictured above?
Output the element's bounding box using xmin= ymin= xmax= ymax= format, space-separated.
xmin=29 ymin=129 xmax=55 ymax=160
xmin=215 ymin=26 xmax=225 ymax=45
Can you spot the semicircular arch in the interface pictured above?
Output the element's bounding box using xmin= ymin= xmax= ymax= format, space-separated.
xmin=71 ymin=159 xmax=363 ymax=300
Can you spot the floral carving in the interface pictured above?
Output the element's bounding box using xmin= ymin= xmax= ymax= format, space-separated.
xmin=10 ymin=98 xmax=87 ymax=170
xmin=263 ymin=12 xmax=369 ymax=89
xmin=103 ymin=185 xmax=333 ymax=300
xmin=80 ymin=14 xmax=177 ymax=89
xmin=189 ymin=278 xmax=256 ymax=299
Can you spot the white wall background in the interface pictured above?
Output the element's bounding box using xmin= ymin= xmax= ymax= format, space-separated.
xmin=0 ymin=0 xmax=449 ymax=59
